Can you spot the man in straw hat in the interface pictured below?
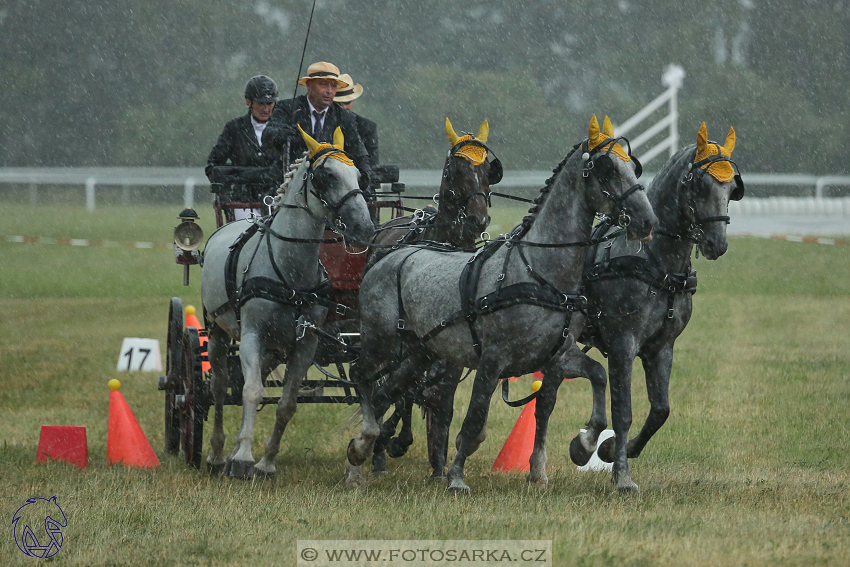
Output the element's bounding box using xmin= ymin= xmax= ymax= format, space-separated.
xmin=264 ymin=61 xmax=374 ymax=189
xmin=335 ymin=73 xmax=379 ymax=168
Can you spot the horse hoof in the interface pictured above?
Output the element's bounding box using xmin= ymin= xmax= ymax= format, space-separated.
xmin=371 ymin=469 xmax=389 ymax=476
xmin=207 ymin=461 xmax=226 ymax=475
xmin=429 ymin=472 xmax=448 ymax=483
xmin=446 ymin=479 xmax=471 ymax=495
xmin=228 ymin=460 xmax=256 ymax=480
xmin=344 ymin=460 xmax=367 ymax=487
xmin=597 ymin=437 xmax=616 ymax=463
xmin=347 ymin=439 xmax=367 ymax=467
xmin=617 ymin=482 xmax=639 ymax=495
xmin=254 ymin=469 xmax=275 ymax=481
xmin=569 ymin=435 xmax=593 ymax=466
xmin=386 ymin=438 xmax=410 ymax=459
xmin=526 ymin=474 xmax=549 ymax=488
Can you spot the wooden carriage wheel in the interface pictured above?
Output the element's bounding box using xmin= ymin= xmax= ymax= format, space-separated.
xmin=163 ymin=297 xmax=184 ymax=456
xmin=180 ymin=326 xmax=207 ymax=469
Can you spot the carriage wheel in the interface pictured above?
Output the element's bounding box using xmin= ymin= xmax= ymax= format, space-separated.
xmin=180 ymin=326 xmax=207 ymax=469
xmin=163 ymin=298 xmax=184 ymax=456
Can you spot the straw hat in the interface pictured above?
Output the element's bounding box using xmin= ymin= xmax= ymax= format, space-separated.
xmin=334 ymin=74 xmax=364 ymax=103
xmin=298 ymin=61 xmax=349 ymax=88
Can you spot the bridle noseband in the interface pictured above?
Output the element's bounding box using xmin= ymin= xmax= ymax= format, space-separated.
xmin=441 ymin=138 xmax=503 ymax=213
xmin=580 ymin=136 xmax=645 ymax=228
xmin=656 ymin=148 xmax=744 ymax=246
xmin=303 ymin=147 xmax=366 ymax=231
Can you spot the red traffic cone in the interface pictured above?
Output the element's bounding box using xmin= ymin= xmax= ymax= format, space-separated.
xmin=36 ymin=425 xmax=88 ymax=469
xmin=185 ymin=305 xmax=210 ymax=372
xmin=107 ymin=380 xmax=160 ymax=468
xmin=491 ymin=397 xmax=537 ymax=473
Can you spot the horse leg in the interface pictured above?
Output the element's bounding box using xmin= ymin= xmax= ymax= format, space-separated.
xmin=387 ymin=397 xmax=414 ymax=458
xmin=533 ymin=345 xmax=607 ymax=484
xmin=604 ymin=338 xmax=639 ymax=494
xmin=206 ymin=325 xmax=230 ymax=473
xmin=526 ymin=371 xmax=561 ymax=487
xmin=346 ymin=351 xmax=430 ymax=485
xmin=630 ymin=345 xmax=673 ymax=458
xmin=447 ymin=350 xmax=505 ymax=495
xmin=226 ymin=331 xmax=265 ymax=479
xmin=255 ymin=334 xmax=318 ymax=479
xmin=371 ymin=401 xmax=402 ymax=474
xmin=426 ymin=364 xmax=462 ymax=480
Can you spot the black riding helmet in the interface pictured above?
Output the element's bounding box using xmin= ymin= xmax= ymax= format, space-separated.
xmin=245 ymin=75 xmax=279 ymax=103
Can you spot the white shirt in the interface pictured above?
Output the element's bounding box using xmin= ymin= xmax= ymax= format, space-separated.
xmin=250 ymin=115 xmax=267 ymax=147
xmin=308 ymin=101 xmax=328 ymax=137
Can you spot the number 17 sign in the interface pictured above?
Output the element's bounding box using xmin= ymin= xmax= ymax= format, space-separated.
xmin=117 ymin=338 xmax=162 ymax=372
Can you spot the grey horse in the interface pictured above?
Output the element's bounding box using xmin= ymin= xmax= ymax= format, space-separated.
xmin=574 ymin=123 xmax=743 ymax=493
xmin=369 ymin=118 xmax=501 ymax=472
xmin=346 ymin=116 xmax=658 ymax=494
xmin=201 ymin=127 xmax=374 ymax=479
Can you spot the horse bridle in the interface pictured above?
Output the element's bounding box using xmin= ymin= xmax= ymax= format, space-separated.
xmin=656 ymin=148 xmax=745 ymax=245
xmin=302 ymin=146 xmax=366 ymax=232
xmin=580 ymin=136 xmax=645 ymax=228
xmin=441 ymin=138 xmax=503 ymax=209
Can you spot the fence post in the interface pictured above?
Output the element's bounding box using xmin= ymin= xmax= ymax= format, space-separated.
xmin=662 ymin=65 xmax=684 ymax=159
xmin=85 ymin=177 xmax=96 ymax=212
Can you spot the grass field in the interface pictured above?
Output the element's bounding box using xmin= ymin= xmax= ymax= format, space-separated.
xmin=1 ymin=202 xmax=849 ymax=566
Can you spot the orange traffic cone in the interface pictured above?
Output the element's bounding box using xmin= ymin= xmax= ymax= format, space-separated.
xmin=185 ymin=305 xmax=210 ymax=372
xmin=107 ymin=379 xmax=160 ymax=468
xmin=36 ymin=425 xmax=88 ymax=469
xmin=491 ymin=397 xmax=537 ymax=473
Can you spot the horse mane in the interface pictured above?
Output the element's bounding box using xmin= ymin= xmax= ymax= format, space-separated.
xmin=520 ymin=145 xmax=580 ymax=231
xmin=272 ymin=153 xmax=309 ymax=208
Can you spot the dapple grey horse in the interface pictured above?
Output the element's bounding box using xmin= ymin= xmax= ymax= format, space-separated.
xmin=368 ymin=118 xmax=501 ymax=473
xmin=574 ymin=123 xmax=743 ymax=493
xmin=201 ymin=127 xmax=374 ymax=479
xmin=346 ymin=116 xmax=658 ymax=494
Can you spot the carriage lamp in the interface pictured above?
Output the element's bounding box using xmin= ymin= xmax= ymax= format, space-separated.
xmin=174 ymin=208 xmax=204 ymax=286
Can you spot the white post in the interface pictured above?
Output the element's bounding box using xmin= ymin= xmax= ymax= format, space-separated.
xmin=85 ymin=177 xmax=96 ymax=212
xmin=662 ymin=65 xmax=685 ymax=159
xmin=183 ymin=177 xmax=196 ymax=209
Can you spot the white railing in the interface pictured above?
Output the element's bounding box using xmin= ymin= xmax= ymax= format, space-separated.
xmin=2 ymin=168 xmax=850 ymax=211
xmin=613 ymin=65 xmax=686 ymax=167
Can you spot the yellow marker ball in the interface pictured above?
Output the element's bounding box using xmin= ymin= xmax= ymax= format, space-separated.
xmin=531 ymin=380 xmax=542 ymax=392
xmin=185 ymin=305 xmax=196 ymax=316
xmin=108 ymin=379 xmax=121 ymax=391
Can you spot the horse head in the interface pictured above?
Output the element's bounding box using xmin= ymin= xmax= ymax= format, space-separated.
xmin=679 ymin=123 xmax=743 ymax=259
xmin=580 ymin=115 xmax=657 ymax=240
xmin=441 ymin=118 xmax=500 ymax=236
xmin=296 ymin=125 xmax=374 ymax=243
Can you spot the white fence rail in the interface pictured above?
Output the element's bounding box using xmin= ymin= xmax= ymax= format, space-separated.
xmin=1 ymin=168 xmax=850 ymax=213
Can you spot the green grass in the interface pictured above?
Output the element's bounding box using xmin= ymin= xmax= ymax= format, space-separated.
xmin=1 ymin=203 xmax=849 ymax=566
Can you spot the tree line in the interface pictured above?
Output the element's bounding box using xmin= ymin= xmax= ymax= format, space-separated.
xmin=1 ymin=0 xmax=848 ymax=175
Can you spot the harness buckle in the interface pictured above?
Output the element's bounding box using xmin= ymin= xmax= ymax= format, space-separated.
xmin=497 ymin=273 xmax=505 ymax=282
xmin=397 ymin=319 xmax=405 ymax=330
xmin=336 ymin=304 xmax=346 ymax=315
xmin=667 ymin=308 xmax=674 ymax=319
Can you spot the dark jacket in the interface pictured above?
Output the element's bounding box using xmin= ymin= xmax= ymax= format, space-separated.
xmin=263 ymin=96 xmax=373 ymax=181
xmin=353 ymin=113 xmax=379 ymax=167
xmin=205 ymin=112 xmax=281 ymax=182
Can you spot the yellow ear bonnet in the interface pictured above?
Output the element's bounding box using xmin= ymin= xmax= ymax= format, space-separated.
xmin=694 ymin=123 xmax=735 ymax=183
xmin=587 ymin=115 xmax=631 ymax=162
xmin=446 ymin=118 xmax=489 ymax=165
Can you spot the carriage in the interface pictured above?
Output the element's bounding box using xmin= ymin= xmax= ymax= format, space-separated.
xmin=158 ymin=162 xmax=406 ymax=469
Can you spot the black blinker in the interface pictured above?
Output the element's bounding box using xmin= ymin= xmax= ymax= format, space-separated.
xmin=731 ymin=174 xmax=745 ymax=201
xmin=592 ymin=154 xmax=616 ymax=181
xmin=311 ymin=165 xmax=332 ymax=190
xmin=632 ymin=156 xmax=643 ymax=179
xmin=488 ymin=158 xmax=503 ymax=185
